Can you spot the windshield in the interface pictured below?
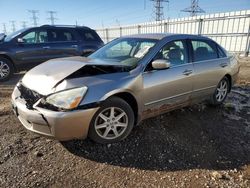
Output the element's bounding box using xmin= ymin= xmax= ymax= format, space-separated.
xmin=4 ymin=28 xmax=28 ymax=42
xmin=89 ymin=38 xmax=158 ymax=67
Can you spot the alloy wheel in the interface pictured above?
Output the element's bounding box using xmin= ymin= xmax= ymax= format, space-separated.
xmin=215 ymin=79 xmax=228 ymax=102
xmin=94 ymin=107 xmax=128 ymax=140
xmin=0 ymin=61 xmax=10 ymax=79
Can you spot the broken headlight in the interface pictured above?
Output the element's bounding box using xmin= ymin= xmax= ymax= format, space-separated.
xmin=45 ymin=87 xmax=88 ymax=110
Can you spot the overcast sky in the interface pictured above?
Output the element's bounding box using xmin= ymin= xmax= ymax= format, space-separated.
xmin=0 ymin=0 xmax=249 ymax=33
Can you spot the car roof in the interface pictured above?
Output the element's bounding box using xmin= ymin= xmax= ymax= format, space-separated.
xmin=122 ymin=33 xmax=210 ymax=41
xmin=38 ymin=25 xmax=92 ymax=30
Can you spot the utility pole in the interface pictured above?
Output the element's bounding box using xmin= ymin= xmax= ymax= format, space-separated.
xmin=21 ymin=21 xmax=27 ymax=29
xmin=150 ymin=0 xmax=169 ymax=21
xmin=2 ymin=23 xmax=7 ymax=34
xmin=10 ymin=21 xmax=16 ymax=32
xmin=28 ymin=10 xmax=39 ymax=26
xmin=47 ymin=11 xmax=57 ymax=25
xmin=181 ymin=0 xmax=205 ymax=17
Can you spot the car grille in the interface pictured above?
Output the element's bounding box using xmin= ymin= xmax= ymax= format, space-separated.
xmin=17 ymin=84 xmax=43 ymax=109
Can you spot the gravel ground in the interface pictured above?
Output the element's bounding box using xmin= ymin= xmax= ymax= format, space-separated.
xmin=0 ymin=59 xmax=249 ymax=188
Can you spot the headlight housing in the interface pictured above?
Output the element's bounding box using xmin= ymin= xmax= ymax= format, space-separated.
xmin=45 ymin=87 xmax=88 ymax=110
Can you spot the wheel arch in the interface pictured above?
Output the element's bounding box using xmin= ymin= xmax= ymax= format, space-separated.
xmin=224 ymin=74 xmax=232 ymax=92
xmin=108 ymin=92 xmax=139 ymax=125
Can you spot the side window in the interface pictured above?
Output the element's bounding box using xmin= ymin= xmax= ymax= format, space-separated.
xmin=218 ymin=46 xmax=227 ymax=58
xmin=22 ymin=30 xmax=48 ymax=44
xmin=48 ymin=29 xmax=75 ymax=42
xmin=60 ymin=30 xmax=75 ymax=41
xmin=191 ymin=40 xmax=218 ymax=61
xmin=22 ymin=31 xmax=36 ymax=44
xmin=48 ymin=30 xmax=58 ymax=42
xmin=154 ymin=40 xmax=188 ymax=66
xmin=37 ymin=31 xmax=48 ymax=43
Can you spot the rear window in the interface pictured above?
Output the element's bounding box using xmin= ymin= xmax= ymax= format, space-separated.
xmin=77 ymin=29 xmax=102 ymax=42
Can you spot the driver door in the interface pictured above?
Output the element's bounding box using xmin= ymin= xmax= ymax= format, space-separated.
xmin=14 ymin=29 xmax=49 ymax=68
xmin=142 ymin=40 xmax=194 ymax=118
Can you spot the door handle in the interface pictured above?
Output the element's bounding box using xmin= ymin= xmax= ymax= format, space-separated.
xmin=220 ymin=63 xmax=228 ymax=68
xmin=71 ymin=45 xmax=78 ymax=48
xmin=183 ymin=69 xmax=193 ymax=76
xmin=43 ymin=46 xmax=50 ymax=49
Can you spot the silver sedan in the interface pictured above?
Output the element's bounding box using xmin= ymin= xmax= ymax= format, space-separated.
xmin=12 ymin=34 xmax=239 ymax=143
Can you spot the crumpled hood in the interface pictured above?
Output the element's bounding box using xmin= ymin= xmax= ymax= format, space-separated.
xmin=22 ymin=56 xmax=129 ymax=95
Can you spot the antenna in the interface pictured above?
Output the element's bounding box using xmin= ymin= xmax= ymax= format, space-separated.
xmin=10 ymin=20 xmax=16 ymax=32
xmin=181 ymin=0 xmax=205 ymax=17
xmin=21 ymin=21 xmax=27 ymax=29
xmin=150 ymin=0 xmax=169 ymax=21
xmin=2 ymin=23 xmax=7 ymax=34
xmin=47 ymin=11 xmax=58 ymax=25
xmin=28 ymin=10 xmax=39 ymax=26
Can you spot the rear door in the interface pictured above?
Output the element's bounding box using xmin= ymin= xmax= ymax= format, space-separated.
xmin=45 ymin=28 xmax=80 ymax=59
xmin=142 ymin=40 xmax=194 ymax=118
xmin=190 ymin=39 xmax=229 ymax=99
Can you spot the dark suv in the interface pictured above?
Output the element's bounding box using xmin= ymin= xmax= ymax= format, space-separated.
xmin=0 ymin=25 xmax=104 ymax=81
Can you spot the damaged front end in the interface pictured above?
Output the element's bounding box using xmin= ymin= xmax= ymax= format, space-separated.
xmin=17 ymin=56 xmax=133 ymax=111
xmin=16 ymin=83 xmax=44 ymax=110
xmin=11 ymin=55 xmax=139 ymax=140
xmin=11 ymin=82 xmax=99 ymax=140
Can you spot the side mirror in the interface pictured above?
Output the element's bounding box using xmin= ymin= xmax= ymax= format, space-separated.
xmin=17 ymin=38 xmax=24 ymax=43
xmin=152 ymin=59 xmax=170 ymax=70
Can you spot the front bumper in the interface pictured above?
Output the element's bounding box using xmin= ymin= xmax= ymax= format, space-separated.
xmin=11 ymin=87 xmax=99 ymax=141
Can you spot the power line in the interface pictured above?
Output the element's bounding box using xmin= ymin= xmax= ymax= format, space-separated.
xmin=10 ymin=20 xmax=16 ymax=32
xmin=47 ymin=11 xmax=58 ymax=25
xmin=181 ymin=0 xmax=205 ymax=17
xmin=21 ymin=21 xmax=27 ymax=29
xmin=28 ymin=10 xmax=39 ymax=26
xmin=150 ymin=0 xmax=169 ymax=21
xmin=2 ymin=23 xmax=7 ymax=34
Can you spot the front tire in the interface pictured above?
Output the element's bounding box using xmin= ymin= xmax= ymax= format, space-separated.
xmin=88 ymin=97 xmax=134 ymax=144
xmin=210 ymin=77 xmax=229 ymax=106
xmin=0 ymin=57 xmax=14 ymax=82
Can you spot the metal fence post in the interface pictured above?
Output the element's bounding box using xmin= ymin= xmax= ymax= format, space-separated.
xmin=198 ymin=18 xmax=203 ymax=35
xmin=138 ymin=25 xmax=141 ymax=34
xmin=105 ymin=28 xmax=109 ymax=43
xmin=164 ymin=21 xmax=169 ymax=33
xmin=245 ymin=23 xmax=250 ymax=57
xmin=120 ymin=27 xmax=122 ymax=37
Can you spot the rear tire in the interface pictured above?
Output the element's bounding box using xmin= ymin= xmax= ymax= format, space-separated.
xmin=88 ymin=97 xmax=134 ymax=144
xmin=210 ymin=77 xmax=229 ymax=106
xmin=0 ymin=57 xmax=14 ymax=82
